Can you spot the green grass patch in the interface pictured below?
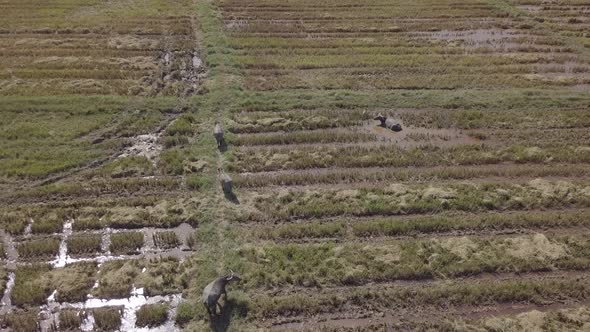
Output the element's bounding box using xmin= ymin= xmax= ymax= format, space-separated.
xmin=72 ymin=216 xmax=106 ymax=231
xmin=0 ymin=267 xmax=7 ymax=296
xmin=186 ymin=173 xmax=213 ymax=190
xmin=31 ymin=218 xmax=64 ymax=235
xmin=0 ymin=96 xmax=176 ymax=179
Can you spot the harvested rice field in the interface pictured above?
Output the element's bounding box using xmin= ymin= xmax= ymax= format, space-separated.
xmin=1 ymin=0 xmax=589 ymax=331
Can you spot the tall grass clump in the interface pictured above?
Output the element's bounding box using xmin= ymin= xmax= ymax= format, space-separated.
xmin=174 ymin=301 xmax=196 ymax=326
xmin=51 ymin=261 xmax=98 ymax=302
xmin=67 ymin=234 xmax=102 ymax=257
xmin=93 ymin=260 xmax=142 ymax=298
xmin=59 ymin=310 xmax=83 ymax=330
xmin=0 ymin=212 xmax=28 ymax=235
xmin=3 ymin=310 xmax=39 ymax=332
xmin=72 ymin=216 xmax=105 ymax=231
xmin=153 ymin=231 xmax=180 ymax=249
xmin=11 ymin=264 xmax=52 ymax=307
xmin=17 ymin=237 xmax=60 ymax=260
xmin=109 ymin=232 xmax=144 ymax=254
xmin=31 ymin=217 xmax=64 ymax=234
xmin=135 ymin=303 xmax=168 ymax=327
xmin=31 ymin=209 xmax=66 ymax=234
xmin=93 ymin=307 xmax=122 ymax=331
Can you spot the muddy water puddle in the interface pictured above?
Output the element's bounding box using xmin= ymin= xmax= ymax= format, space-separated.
xmin=38 ymin=287 xmax=182 ymax=332
xmin=23 ymin=218 xmax=33 ymax=238
xmin=51 ymin=219 xmax=73 ymax=268
xmin=415 ymin=29 xmax=541 ymax=51
xmin=0 ymin=229 xmax=18 ymax=265
xmin=0 ymin=272 xmax=15 ymax=314
xmin=1 ymin=220 xmax=195 ymax=327
xmin=43 ymin=221 xmax=197 ymax=266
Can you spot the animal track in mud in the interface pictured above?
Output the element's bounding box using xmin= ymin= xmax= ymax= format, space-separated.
xmin=148 ymin=49 xmax=207 ymax=96
xmin=119 ymin=133 xmax=163 ymax=165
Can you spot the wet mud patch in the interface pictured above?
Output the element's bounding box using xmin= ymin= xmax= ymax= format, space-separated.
xmin=119 ymin=133 xmax=163 ymax=166
xmin=0 ymin=229 xmax=18 ymax=265
xmin=0 ymin=272 xmax=16 ymax=314
xmin=517 ymin=5 xmax=542 ymax=13
xmin=148 ymin=49 xmax=207 ymax=96
xmin=366 ymin=121 xmax=479 ymax=148
xmin=416 ymin=29 xmax=540 ymax=51
xmin=107 ymin=35 xmax=160 ymax=50
xmin=225 ymin=19 xmax=248 ymax=31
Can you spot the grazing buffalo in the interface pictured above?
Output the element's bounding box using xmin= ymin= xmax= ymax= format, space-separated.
xmin=202 ymin=270 xmax=241 ymax=316
xmin=218 ymin=168 xmax=233 ymax=195
xmin=214 ymin=122 xmax=224 ymax=148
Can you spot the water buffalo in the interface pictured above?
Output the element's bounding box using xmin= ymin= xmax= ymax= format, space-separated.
xmin=374 ymin=113 xmax=402 ymax=132
xmin=202 ymin=270 xmax=241 ymax=316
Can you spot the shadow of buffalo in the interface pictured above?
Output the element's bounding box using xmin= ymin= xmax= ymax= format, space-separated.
xmin=208 ymin=298 xmax=249 ymax=332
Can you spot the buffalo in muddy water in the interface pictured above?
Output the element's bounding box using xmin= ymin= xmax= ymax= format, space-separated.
xmin=374 ymin=113 xmax=402 ymax=132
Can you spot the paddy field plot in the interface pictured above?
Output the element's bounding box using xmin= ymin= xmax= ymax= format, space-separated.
xmin=1 ymin=0 xmax=590 ymax=330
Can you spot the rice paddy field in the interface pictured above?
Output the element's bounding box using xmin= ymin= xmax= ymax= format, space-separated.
xmin=1 ymin=0 xmax=590 ymax=331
